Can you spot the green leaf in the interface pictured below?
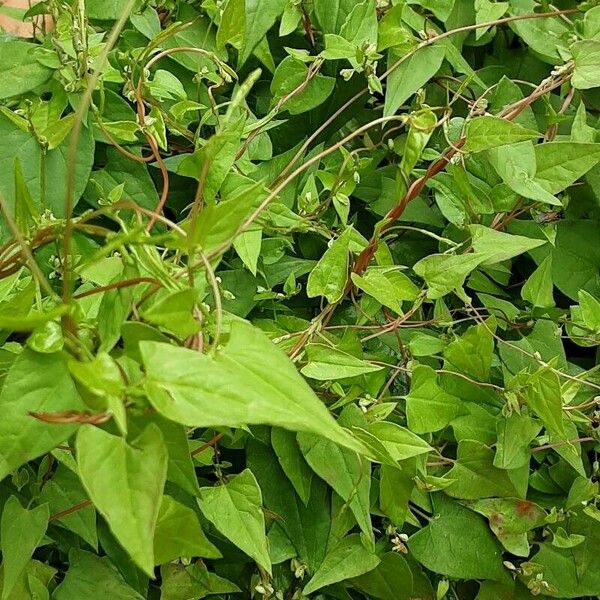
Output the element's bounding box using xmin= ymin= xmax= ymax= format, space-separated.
xmin=384 ymin=44 xmax=445 ymax=117
xmin=579 ymin=289 xmax=600 ymax=331
xmin=571 ymin=101 xmax=596 ymax=143
xmin=141 ymin=289 xmax=200 ymax=339
xmin=14 ymin=158 xmax=38 ymax=234
xmin=464 ymin=116 xmax=539 ymax=153
xmin=160 ymin=562 xmax=240 ymax=600
xmin=522 ymin=255 xmax=554 ymax=308
xmin=367 ymin=421 xmax=432 ymax=461
xmin=76 ymin=424 xmax=168 ymax=576
xmin=550 ymin=220 xmax=600 ymax=300
xmin=351 ymin=267 xmax=419 ymax=314
xmin=152 ymin=417 xmax=200 ymax=496
xmin=130 ymin=8 xmax=161 ymax=39
xmin=322 ymin=34 xmax=357 ymax=59
xmin=572 ymin=40 xmax=600 ymax=89
xmin=532 ymin=513 xmax=600 ymax=598
xmin=523 ymin=368 xmax=566 ymax=439
xmin=96 ymin=267 xmax=137 ymax=353
xmin=301 ymin=343 xmax=383 ymax=380
xmin=184 ymin=180 xmax=264 ymax=254
xmin=233 ymin=228 xmax=262 ymax=275
xmin=217 ymin=0 xmax=245 ymax=49
xmin=279 ymin=2 xmax=302 ymax=36
xmin=69 ymin=352 xmax=126 ymax=434
xmin=146 ymin=70 xmax=186 ymax=102
xmin=407 ymin=0 xmax=455 ymax=22
xmin=352 ymin=552 xmax=413 ymax=600
xmin=405 ymin=365 xmax=466 ymax=433
xmin=0 ymin=497 xmax=49 ymax=600
xmin=0 ymin=305 xmax=69 ymax=332
xmin=141 ymin=321 xmax=362 ymax=452
xmin=408 ymin=495 xmax=505 ymax=581
xmin=443 ymin=320 xmax=495 ymax=381
xmin=379 ymin=461 xmax=416 ymax=527
xmin=303 ymin=534 xmax=380 ymax=595
xmin=408 ymin=332 xmax=445 ymax=356
xmin=378 ymin=6 xmax=415 ymax=52
xmin=0 ymin=350 xmax=85 ymax=481
xmin=400 ymin=108 xmax=437 ymax=177
xmin=40 ymin=465 xmax=97 ymax=549
xmin=85 ymin=148 xmax=158 ymax=211
xmin=179 ymin=117 xmax=246 ymax=205
xmin=197 ymin=469 xmax=271 ymax=574
xmin=339 ymin=0 xmax=377 ymax=47
xmin=154 ymin=496 xmax=220 ymax=565
xmin=508 ymin=4 xmax=569 ymax=63
xmin=0 ymin=558 xmax=55 ymax=600
xmin=470 ymin=225 xmax=547 ymax=265
xmin=552 ymin=527 xmax=585 ymax=549
xmin=414 ymin=251 xmax=487 ymax=299
xmin=161 ymin=9 xmax=226 ymax=72
xmin=86 ymin=0 xmax=123 ymax=19
xmin=239 ymin=0 xmax=287 ymax=66
xmin=307 ymin=228 xmax=353 ymax=303
xmin=534 ymin=142 xmax=600 ymax=194
xmin=474 ymin=0 xmax=508 ymax=39
xmin=53 ymin=549 xmax=144 ymax=600
xmin=487 ymin=141 xmax=560 ymax=206
xmin=583 ymin=6 xmax=600 ymax=40
xmin=271 ymin=57 xmax=336 ymax=114
xmin=445 ymin=440 xmax=526 ymax=500
xmin=0 ymin=112 xmax=95 ymax=239
xmin=313 ymin=0 xmax=356 ymax=34
xmin=494 ymin=413 xmax=542 ymax=470
xmin=0 ymin=41 xmax=52 ymax=100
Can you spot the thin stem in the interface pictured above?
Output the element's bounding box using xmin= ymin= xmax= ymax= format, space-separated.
xmin=197 ymin=248 xmax=222 ymax=353
xmin=49 ymin=500 xmax=92 ymax=522
xmin=73 ymin=277 xmax=162 ymax=300
xmin=532 ymin=437 xmax=595 ymax=453
xmin=0 ymin=194 xmax=57 ymax=299
xmin=62 ymin=0 xmax=139 ymax=310
xmin=191 ymin=433 xmax=224 ymax=457
xmin=275 ymin=8 xmax=577 ymax=185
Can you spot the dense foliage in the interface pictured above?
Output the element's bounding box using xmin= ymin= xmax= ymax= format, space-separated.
xmin=1 ymin=0 xmax=600 ymax=598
